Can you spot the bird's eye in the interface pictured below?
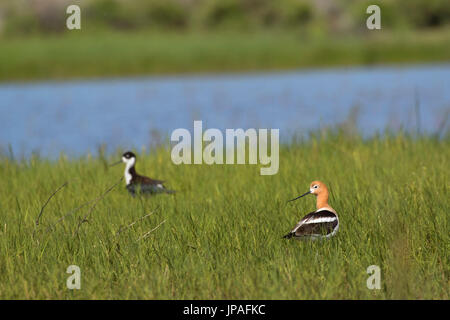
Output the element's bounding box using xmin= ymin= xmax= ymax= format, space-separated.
xmin=314 ymin=185 xmax=318 ymax=189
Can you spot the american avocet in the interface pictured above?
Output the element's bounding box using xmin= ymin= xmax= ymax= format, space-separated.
xmin=284 ymin=181 xmax=338 ymax=240
xmin=111 ymin=151 xmax=175 ymax=196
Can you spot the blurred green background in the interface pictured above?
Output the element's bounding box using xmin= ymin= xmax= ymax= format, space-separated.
xmin=2 ymin=0 xmax=449 ymax=35
xmin=0 ymin=0 xmax=449 ymax=81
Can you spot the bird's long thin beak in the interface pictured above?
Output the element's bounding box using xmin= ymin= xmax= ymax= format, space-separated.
xmin=287 ymin=191 xmax=311 ymax=203
xmin=110 ymin=160 xmax=122 ymax=167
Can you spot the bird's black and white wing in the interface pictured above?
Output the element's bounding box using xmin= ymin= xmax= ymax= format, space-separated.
xmin=141 ymin=181 xmax=175 ymax=194
xmin=133 ymin=175 xmax=176 ymax=195
xmin=284 ymin=210 xmax=339 ymax=239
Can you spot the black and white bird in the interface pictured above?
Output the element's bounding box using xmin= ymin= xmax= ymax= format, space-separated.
xmin=112 ymin=151 xmax=175 ymax=196
xmin=284 ymin=181 xmax=339 ymax=240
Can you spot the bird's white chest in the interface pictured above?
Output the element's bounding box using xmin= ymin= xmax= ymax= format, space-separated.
xmin=125 ymin=170 xmax=132 ymax=185
xmin=124 ymin=162 xmax=134 ymax=185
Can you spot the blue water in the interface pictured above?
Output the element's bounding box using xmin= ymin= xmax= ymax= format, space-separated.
xmin=0 ymin=64 xmax=449 ymax=158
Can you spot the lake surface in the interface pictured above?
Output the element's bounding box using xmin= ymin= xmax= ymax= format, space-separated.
xmin=1 ymin=64 xmax=449 ymax=158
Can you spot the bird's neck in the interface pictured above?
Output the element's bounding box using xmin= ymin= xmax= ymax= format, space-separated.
xmin=316 ymin=193 xmax=329 ymax=210
xmin=124 ymin=163 xmax=136 ymax=185
xmin=128 ymin=165 xmax=136 ymax=175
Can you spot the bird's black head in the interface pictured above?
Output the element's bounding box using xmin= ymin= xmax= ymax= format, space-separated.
xmin=110 ymin=151 xmax=137 ymax=167
xmin=122 ymin=151 xmax=136 ymax=160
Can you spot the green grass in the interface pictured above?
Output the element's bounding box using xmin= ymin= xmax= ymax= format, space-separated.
xmin=0 ymin=132 xmax=448 ymax=299
xmin=1 ymin=29 xmax=450 ymax=82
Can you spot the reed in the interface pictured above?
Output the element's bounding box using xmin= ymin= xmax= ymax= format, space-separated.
xmin=0 ymin=131 xmax=448 ymax=299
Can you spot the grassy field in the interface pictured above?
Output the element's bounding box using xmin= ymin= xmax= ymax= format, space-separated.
xmin=1 ymin=29 xmax=450 ymax=82
xmin=0 ymin=132 xmax=448 ymax=299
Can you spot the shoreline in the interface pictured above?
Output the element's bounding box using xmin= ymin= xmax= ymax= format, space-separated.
xmin=1 ymin=30 xmax=449 ymax=83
